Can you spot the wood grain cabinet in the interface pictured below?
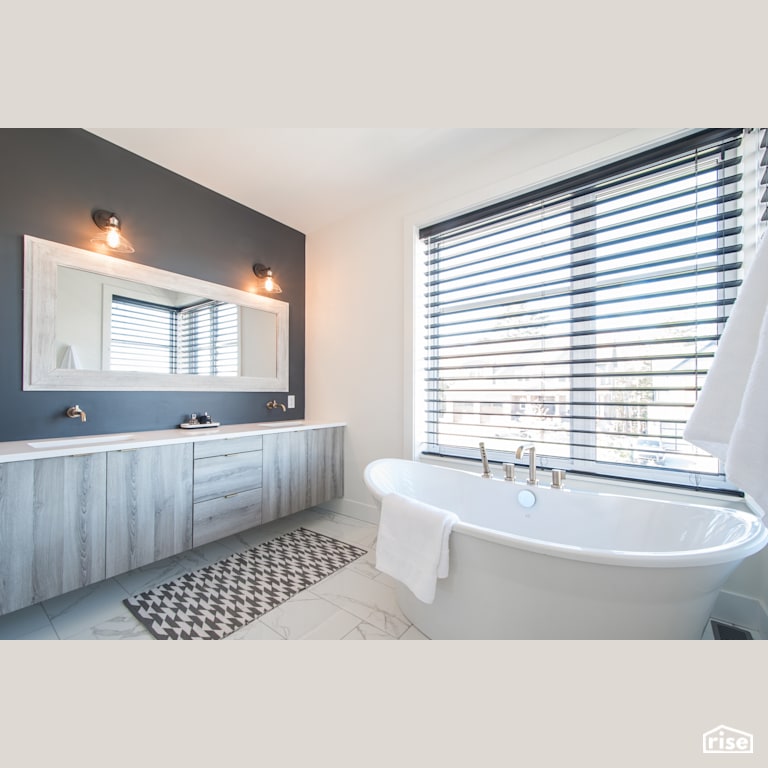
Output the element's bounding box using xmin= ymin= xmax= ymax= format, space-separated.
xmin=262 ymin=426 xmax=343 ymax=522
xmin=106 ymin=443 xmax=193 ymax=577
xmin=0 ymin=423 xmax=344 ymax=616
xmin=192 ymin=435 xmax=263 ymax=547
xmin=0 ymin=453 xmax=107 ymax=616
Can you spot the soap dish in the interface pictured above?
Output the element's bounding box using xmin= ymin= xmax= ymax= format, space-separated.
xmin=179 ymin=422 xmax=221 ymax=429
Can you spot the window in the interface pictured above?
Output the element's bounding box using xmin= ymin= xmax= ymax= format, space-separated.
xmin=110 ymin=297 xmax=239 ymax=376
xmin=178 ymin=300 xmax=239 ymax=376
xmin=110 ymin=296 xmax=176 ymax=373
xmin=419 ymin=129 xmax=746 ymax=491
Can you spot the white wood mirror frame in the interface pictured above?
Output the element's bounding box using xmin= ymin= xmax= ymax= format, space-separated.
xmin=23 ymin=235 xmax=289 ymax=391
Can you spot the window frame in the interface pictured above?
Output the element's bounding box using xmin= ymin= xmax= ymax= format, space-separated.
xmin=413 ymin=129 xmax=748 ymax=494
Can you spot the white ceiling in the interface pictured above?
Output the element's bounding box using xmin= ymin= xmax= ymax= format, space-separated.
xmin=85 ymin=128 xmax=536 ymax=234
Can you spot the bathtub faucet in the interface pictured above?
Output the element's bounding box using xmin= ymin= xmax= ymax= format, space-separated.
xmin=515 ymin=444 xmax=537 ymax=485
xmin=478 ymin=442 xmax=492 ymax=478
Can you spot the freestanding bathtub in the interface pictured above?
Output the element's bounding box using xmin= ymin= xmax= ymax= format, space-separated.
xmin=363 ymin=458 xmax=768 ymax=639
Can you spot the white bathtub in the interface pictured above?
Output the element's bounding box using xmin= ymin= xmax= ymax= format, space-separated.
xmin=363 ymin=458 xmax=768 ymax=639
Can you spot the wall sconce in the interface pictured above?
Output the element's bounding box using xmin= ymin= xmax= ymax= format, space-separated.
xmin=252 ymin=263 xmax=282 ymax=293
xmin=90 ymin=209 xmax=135 ymax=254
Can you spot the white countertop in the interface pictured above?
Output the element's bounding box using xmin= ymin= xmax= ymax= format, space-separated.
xmin=0 ymin=420 xmax=346 ymax=463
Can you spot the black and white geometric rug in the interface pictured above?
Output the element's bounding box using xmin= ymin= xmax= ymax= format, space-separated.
xmin=123 ymin=527 xmax=367 ymax=640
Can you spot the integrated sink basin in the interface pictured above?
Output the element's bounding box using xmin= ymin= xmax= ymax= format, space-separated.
xmin=27 ymin=433 xmax=135 ymax=449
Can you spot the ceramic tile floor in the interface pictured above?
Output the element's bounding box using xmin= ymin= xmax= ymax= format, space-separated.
xmin=0 ymin=506 xmax=759 ymax=641
xmin=0 ymin=507 xmax=429 ymax=641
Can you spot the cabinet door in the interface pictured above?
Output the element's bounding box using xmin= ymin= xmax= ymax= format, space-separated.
xmin=106 ymin=443 xmax=193 ymax=577
xmin=262 ymin=427 xmax=343 ymax=522
xmin=306 ymin=426 xmax=344 ymax=507
xmin=0 ymin=454 xmax=107 ymax=616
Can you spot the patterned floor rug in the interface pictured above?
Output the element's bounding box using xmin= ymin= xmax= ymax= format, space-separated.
xmin=123 ymin=527 xmax=367 ymax=640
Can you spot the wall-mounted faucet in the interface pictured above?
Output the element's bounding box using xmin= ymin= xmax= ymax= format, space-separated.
xmin=515 ymin=444 xmax=537 ymax=485
xmin=266 ymin=399 xmax=287 ymax=412
xmin=66 ymin=404 xmax=87 ymax=422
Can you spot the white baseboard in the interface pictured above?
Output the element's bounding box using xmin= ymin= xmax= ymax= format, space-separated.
xmin=711 ymin=590 xmax=768 ymax=638
xmin=315 ymin=497 xmax=380 ymax=524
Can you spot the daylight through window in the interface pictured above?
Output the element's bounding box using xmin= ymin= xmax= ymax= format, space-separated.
xmin=419 ymin=129 xmax=745 ymax=490
xmin=111 ymin=296 xmax=239 ymax=376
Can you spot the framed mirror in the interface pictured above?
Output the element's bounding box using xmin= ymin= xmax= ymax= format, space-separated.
xmin=23 ymin=235 xmax=289 ymax=391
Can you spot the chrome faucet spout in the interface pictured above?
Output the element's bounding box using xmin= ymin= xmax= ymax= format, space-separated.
xmin=515 ymin=444 xmax=537 ymax=485
xmin=66 ymin=404 xmax=86 ymax=423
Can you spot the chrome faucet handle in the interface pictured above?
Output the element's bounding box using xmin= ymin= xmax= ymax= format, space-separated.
xmin=551 ymin=469 xmax=566 ymax=489
xmin=266 ymin=399 xmax=287 ymax=412
xmin=503 ymin=463 xmax=515 ymax=481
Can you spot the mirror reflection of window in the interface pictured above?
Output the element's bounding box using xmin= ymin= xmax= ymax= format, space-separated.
xmin=111 ymin=296 xmax=176 ymax=373
xmin=110 ymin=296 xmax=240 ymax=376
xmin=28 ymin=239 xmax=288 ymax=391
xmin=178 ymin=300 xmax=239 ymax=376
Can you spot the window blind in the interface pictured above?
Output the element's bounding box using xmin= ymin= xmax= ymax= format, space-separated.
xmin=110 ymin=296 xmax=240 ymax=376
xmin=110 ymin=295 xmax=176 ymax=373
xmin=178 ymin=300 xmax=239 ymax=376
xmin=420 ymin=129 xmax=744 ymax=490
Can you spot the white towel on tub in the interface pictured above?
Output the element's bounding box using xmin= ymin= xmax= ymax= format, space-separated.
xmin=375 ymin=492 xmax=459 ymax=604
xmin=684 ymin=232 xmax=768 ymax=511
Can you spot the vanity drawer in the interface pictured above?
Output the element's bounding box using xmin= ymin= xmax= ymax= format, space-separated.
xmin=194 ymin=435 xmax=263 ymax=459
xmin=193 ymin=488 xmax=263 ymax=547
xmin=193 ymin=450 xmax=263 ymax=502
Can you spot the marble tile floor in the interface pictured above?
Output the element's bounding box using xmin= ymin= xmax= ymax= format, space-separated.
xmin=0 ymin=506 xmax=760 ymax=641
xmin=0 ymin=507 xmax=429 ymax=641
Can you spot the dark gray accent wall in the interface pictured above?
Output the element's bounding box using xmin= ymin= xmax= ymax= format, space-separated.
xmin=0 ymin=129 xmax=305 ymax=442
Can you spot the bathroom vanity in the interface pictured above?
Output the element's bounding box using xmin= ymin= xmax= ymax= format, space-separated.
xmin=0 ymin=421 xmax=344 ymax=616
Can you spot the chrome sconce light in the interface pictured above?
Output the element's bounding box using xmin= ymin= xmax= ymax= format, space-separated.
xmin=252 ymin=263 xmax=282 ymax=293
xmin=90 ymin=209 xmax=135 ymax=254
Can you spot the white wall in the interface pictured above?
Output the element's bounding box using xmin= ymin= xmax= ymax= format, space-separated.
xmin=305 ymin=127 xmax=768 ymax=612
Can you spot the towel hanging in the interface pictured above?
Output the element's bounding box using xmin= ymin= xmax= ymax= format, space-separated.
xmin=375 ymin=492 xmax=458 ymax=604
xmin=59 ymin=345 xmax=82 ymax=370
xmin=684 ymin=233 xmax=768 ymax=511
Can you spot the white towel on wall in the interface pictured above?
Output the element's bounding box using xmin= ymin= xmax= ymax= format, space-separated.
xmin=684 ymin=233 xmax=768 ymax=512
xmin=59 ymin=345 xmax=82 ymax=370
xmin=375 ymin=492 xmax=459 ymax=604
